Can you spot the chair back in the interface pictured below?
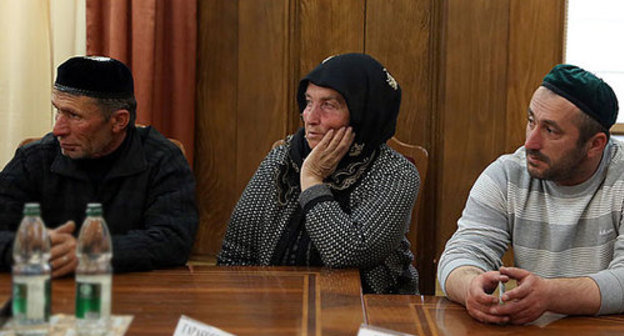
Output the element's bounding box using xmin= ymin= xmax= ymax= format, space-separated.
xmin=386 ymin=137 xmax=428 ymax=269
xmin=271 ymin=139 xmax=286 ymax=149
xmin=18 ymin=137 xmax=40 ymax=148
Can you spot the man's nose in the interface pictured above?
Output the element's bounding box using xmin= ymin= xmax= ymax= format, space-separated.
xmin=525 ymin=127 xmax=541 ymax=150
xmin=52 ymin=115 xmax=69 ymax=137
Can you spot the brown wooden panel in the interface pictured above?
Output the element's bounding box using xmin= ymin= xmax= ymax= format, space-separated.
xmin=365 ymin=0 xmax=437 ymax=294
xmin=298 ymin=0 xmax=365 ymax=76
xmin=436 ymin=0 xmax=510 ymax=265
xmin=236 ymin=0 xmax=290 ymax=193
xmin=193 ymin=0 xmax=239 ymax=256
xmin=365 ymin=0 xmax=432 ymax=147
xmin=505 ymin=0 xmax=565 ymax=152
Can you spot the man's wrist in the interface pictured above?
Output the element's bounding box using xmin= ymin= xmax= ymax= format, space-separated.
xmin=447 ymin=266 xmax=483 ymax=305
xmin=541 ymin=277 xmax=555 ymax=312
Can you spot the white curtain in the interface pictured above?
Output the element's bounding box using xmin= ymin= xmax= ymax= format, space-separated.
xmin=0 ymin=0 xmax=85 ymax=167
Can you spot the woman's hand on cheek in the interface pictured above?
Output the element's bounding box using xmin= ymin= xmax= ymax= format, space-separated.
xmin=300 ymin=127 xmax=355 ymax=191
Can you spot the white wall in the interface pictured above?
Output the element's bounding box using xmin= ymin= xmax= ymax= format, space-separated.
xmin=0 ymin=0 xmax=85 ymax=167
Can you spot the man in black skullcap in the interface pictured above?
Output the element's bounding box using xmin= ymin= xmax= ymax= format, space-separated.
xmin=438 ymin=64 xmax=622 ymax=324
xmin=0 ymin=56 xmax=198 ymax=276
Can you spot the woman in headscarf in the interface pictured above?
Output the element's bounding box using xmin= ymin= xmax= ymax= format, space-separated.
xmin=217 ymin=53 xmax=420 ymax=294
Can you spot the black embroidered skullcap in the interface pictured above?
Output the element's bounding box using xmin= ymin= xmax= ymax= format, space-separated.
xmin=54 ymin=56 xmax=134 ymax=99
xmin=542 ymin=64 xmax=618 ymax=130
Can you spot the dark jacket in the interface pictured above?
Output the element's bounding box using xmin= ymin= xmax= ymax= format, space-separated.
xmin=0 ymin=126 xmax=198 ymax=272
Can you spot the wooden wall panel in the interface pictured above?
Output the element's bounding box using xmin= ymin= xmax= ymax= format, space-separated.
xmin=365 ymin=0 xmax=432 ymax=147
xmin=298 ymin=0 xmax=365 ymax=76
xmin=236 ymin=0 xmax=290 ymax=193
xmin=506 ymin=0 xmax=565 ymax=152
xmin=365 ymin=0 xmax=437 ymax=294
xmin=193 ymin=0 xmax=239 ymax=256
xmin=436 ymin=0 xmax=510 ymax=264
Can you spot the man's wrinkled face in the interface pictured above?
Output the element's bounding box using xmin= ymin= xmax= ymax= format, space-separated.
xmin=52 ymin=90 xmax=117 ymax=159
xmin=302 ymin=83 xmax=350 ymax=149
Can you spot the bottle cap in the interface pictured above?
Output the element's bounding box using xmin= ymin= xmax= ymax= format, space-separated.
xmin=23 ymin=203 xmax=41 ymax=216
xmin=86 ymin=203 xmax=103 ymax=217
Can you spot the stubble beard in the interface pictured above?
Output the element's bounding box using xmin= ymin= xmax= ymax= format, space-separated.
xmin=526 ymin=145 xmax=587 ymax=183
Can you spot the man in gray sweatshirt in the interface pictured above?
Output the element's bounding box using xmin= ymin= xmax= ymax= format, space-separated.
xmin=438 ymin=64 xmax=621 ymax=324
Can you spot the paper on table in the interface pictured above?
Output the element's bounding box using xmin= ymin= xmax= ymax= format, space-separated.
xmin=0 ymin=314 xmax=133 ymax=336
xmin=528 ymin=312 xmax=567 ymax=328
xmin=173 ymin=315 xmax=235 ymax=336
xmin=358 ymin=324 xmax=416 ymax=336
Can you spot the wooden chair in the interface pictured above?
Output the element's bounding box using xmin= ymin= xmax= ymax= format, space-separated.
xmin=271 ymin=138 xmax=285 ymax=149
xmin=386 ymin=137 xmax=429 ymax=271
xmin=18 ymin=137 xmax=40 ymax=148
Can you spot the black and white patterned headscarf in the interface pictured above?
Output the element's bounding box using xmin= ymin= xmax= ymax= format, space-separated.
xmin=277 ymin=54 xmax=402 ymax=204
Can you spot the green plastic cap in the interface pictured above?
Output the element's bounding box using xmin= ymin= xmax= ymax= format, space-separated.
xmin=23 ymin=203 xmax=41 ymax=216
xmin=85 ymin=203 xmax=103 ymax=217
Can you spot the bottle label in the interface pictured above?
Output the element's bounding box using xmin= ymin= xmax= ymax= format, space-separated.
xmin=12 ymin=275 xmax=51 ymax=321
xmin=75 ymin=275 xmax=111 ymax=319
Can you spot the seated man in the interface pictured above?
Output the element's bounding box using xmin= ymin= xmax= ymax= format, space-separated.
xmin=437 ymin=64 xmax=621 ymax=324
xmin=0 ymin=56 xmax=198 ymax=277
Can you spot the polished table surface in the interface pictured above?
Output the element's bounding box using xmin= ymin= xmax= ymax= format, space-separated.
xmin=364 ymin=295 xmax=624 ymax=335
xmin=4 ymin=268 xmax=624 ymax=335
xmin=0 ymin=266 xmax=364 ymax=335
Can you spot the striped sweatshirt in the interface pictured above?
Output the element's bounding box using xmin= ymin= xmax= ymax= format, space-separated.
xmin=438 ymin=139 xmax=624 ymax=315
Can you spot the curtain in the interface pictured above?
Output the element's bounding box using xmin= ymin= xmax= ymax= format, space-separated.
xmin=0 ymin=0 xmax=85 ymax=168
xmin=86 ymin=0 xmax=197 ymax=164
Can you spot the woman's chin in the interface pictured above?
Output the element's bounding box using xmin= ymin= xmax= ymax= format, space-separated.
xmin=306 ymin=139 xmax=319 ymax=149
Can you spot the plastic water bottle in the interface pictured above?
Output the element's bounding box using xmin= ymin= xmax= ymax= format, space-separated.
xmin=12 ymin=202 xmax=51 ymax=336
xmin=75 ymin=203 xmax=113 ymax=336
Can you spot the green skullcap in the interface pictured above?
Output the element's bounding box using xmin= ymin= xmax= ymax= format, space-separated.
xmin=542 ymin=64 xmax=619 ymax=130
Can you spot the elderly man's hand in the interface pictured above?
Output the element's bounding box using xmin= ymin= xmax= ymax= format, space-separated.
xmin=490 ymin=266 xmax=552 ymax=325
xmin=464 ymin=270 xmax=510 ymax=324
xmin=301 ymin=127 xmax=354 ymax=191
xmin=49 ymin=220 xmax=78 ymax=278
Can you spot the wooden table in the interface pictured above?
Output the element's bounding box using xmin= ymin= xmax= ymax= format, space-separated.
xmin=0 ymin=266 xmax=364 ymax=335
xmin=5 ymin=267 xmax=624 ymax=335
xmin=364 ymin=295 xmax=624 ymax=335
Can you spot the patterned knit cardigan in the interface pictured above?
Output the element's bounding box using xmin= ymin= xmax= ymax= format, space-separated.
xmin=218 ymin=142 xmax=420 ymax=294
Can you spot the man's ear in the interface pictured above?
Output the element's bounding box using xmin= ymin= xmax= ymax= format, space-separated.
xmin=587 ymin=132 xmax=608 ymax=159
xmin=110 ymin=109 xmax=130 ymax=133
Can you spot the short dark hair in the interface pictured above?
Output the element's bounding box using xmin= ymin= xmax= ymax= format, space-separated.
xmin=93 ymin=96 xmax=137 ymax=129
xmin=574 ymin=108 xmax=609 ymax=146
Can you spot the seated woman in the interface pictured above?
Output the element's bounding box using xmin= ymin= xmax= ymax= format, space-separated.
xmin=217 ymin=53 xmax=420 ymax=294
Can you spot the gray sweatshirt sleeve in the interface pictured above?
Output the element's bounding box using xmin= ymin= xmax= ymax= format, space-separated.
xmin=589 ymin=215 xmax=624 ymax=315
xmin=437 ymin=159 xmax=511 ymax=294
